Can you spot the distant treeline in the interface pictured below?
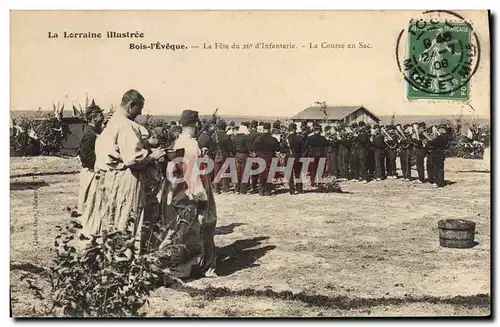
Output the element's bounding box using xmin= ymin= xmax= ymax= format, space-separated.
xmin=11 ymin=110 xmax=490 ymax=126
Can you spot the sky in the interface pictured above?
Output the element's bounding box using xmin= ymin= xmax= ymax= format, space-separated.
xmin=10 ymin=10 xmax=490 ymax=119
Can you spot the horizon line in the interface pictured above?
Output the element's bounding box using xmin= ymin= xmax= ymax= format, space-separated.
xmin=9 ymin=108 xmax=491 ymax=118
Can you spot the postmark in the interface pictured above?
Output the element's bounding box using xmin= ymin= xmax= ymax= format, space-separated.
xmin=395 ymin=10 xmax=481 ymax=101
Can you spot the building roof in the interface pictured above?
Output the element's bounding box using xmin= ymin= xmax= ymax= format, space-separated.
xmin=291 ymin=105 xmax=379 ymax=121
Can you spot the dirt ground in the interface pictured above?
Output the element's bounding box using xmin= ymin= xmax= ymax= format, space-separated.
xmin=9 ymin=155 xmax=491 ymax=317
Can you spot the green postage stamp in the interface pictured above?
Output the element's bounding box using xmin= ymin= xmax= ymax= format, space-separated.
xmin=396 ymin=11 xmax=481 ymax=101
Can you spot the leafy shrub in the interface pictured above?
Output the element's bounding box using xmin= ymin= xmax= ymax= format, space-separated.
xmin=10 ymin=116 xmax=41 ymax=156
xmin=35 ymin=118 xmax=67 ymax=156
xmin=142 ymin=114 xmax=170 ymax=131
xmin=23 ymin=219 xmax=174 ymax=317
xmin=441 ymin=117 xmax=490 ymax=159
xmin=141 ymin=114 xmax=172 ymax=146
xmin=10 ymin=114 xmax=67 ymax=157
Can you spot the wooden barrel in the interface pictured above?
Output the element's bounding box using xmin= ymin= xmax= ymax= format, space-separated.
xmin=438 ymin=219 xmax=476 ymax=248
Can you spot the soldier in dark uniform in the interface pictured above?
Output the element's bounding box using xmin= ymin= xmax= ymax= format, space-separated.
xmin=247 ymin=120 xmax=261 ymax=193
xmin=399 ymin=124 xmax=413 ymax=181
xmin=231 ymin=124 xmax=250 ymax=194
xmin=325 ymin=125 xmax=339 ymax=178
xmin=280 ymin=122 xmax=305 ymax=194
xmin=412 ymin=122 xmax=427 ymax=184
xmin=425 ymin=126 xmax=436 ymax=185
xmin=197 ymin=123 xmax=215 ymax=181
xmin=385 ymin=125 xmax=398 ymax=179
xmin=253 ymin=122 xmax=280 ymax=196
xmin=366 ymin=125 xmax=376 ymax=180
xmin=338 ymin=124 xmax=352 ymax=181
xmin=300 ymin=121 xmax=308 ymax=135
xmin=371 ymin=124 xmax=386 ymax=181
xmin=349 ymin=122 xmax=359 ymax=180
xmin=306 ymin=123 xmax=329 ymax=187
xmin=353 ymin=122 xmax=370 ymax=183
xmin=300 ymin=121 xmax=312 ymax=144
xmin=211 ymin=119 xmax=234 ymax=194
xmin=427 ymin=124 xmax=450 ymax=187
xmin=198 ymin=123 xmax=215 ymax=157
xmin=271 ymin=122 xmax=282 ymax=140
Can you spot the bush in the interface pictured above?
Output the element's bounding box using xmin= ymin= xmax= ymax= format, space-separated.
xmin=10 ymin=116 xmax=41 ymax=156
xmin=22 ymin=219 xmax=174 ymax=317
xmin=10 ymin=114 xmax=67 ymax=157
xmin=441 ymin=118 xmax=490 ymax=159
xmin=142 ymin=115 xmax=171 ymax=146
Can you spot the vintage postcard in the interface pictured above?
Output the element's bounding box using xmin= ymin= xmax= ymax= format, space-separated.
xmin=9 ymin=10 xmax=491 ymax=318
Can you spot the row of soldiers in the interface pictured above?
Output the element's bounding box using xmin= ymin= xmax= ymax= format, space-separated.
xmin=147 ymin=117 xmax=451 ymax=196
xmin=315 ymin=120 xmax=451 ymax=188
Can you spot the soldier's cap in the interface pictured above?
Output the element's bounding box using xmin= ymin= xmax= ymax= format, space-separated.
xmin=313 ymin=124 xmax=322 ymax=131
xmin=84 ymin=104 xmax=103 ymax=121
xmin=272 ymin=122 xmax=280 ymax=129
xmin=170 ymin=120 xmax=177 ymax=125
xmin=263 ymin=122 xmax=271 ymax=130
xmin=241 ymin=121 xmax=250 ymax=127
xmin=229 ymin=120 xmax=236 ymax=126
xmin=179 ymin=110 xmax=200 ymax=127
xmin=351 ymin=122 xmax=358 ymax=128
xmin=288 ymin=122 xmax=297 ymax=130
xmin=250 ymin=120 xmax=258 ymax=127
xmin=217 ymin=119 xmax=227 ymax=129
xmin=403 ymin=124 xmax=411 ymax=129
xmin=358 ymin=121 xmax=366 ymax=127
xmin=418 ymin=122 xmax=427 ymax=128
xmin=169 ymin=125 xmax=182 ymax=134
xmin=259 ymin=121 xmax=264 ymax=126
xmin=324 ymin=125 xmax=332 ymax=132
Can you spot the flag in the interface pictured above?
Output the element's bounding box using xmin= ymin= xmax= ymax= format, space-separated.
xmin=466 ymin=126 xmax=473 ymax=139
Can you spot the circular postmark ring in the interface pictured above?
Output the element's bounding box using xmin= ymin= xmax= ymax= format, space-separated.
xmin=395 ymin=10 xmax=481 ymax=95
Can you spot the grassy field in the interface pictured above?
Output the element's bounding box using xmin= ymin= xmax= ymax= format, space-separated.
xmin=10 ymin=155 xmax=491 ymax=317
